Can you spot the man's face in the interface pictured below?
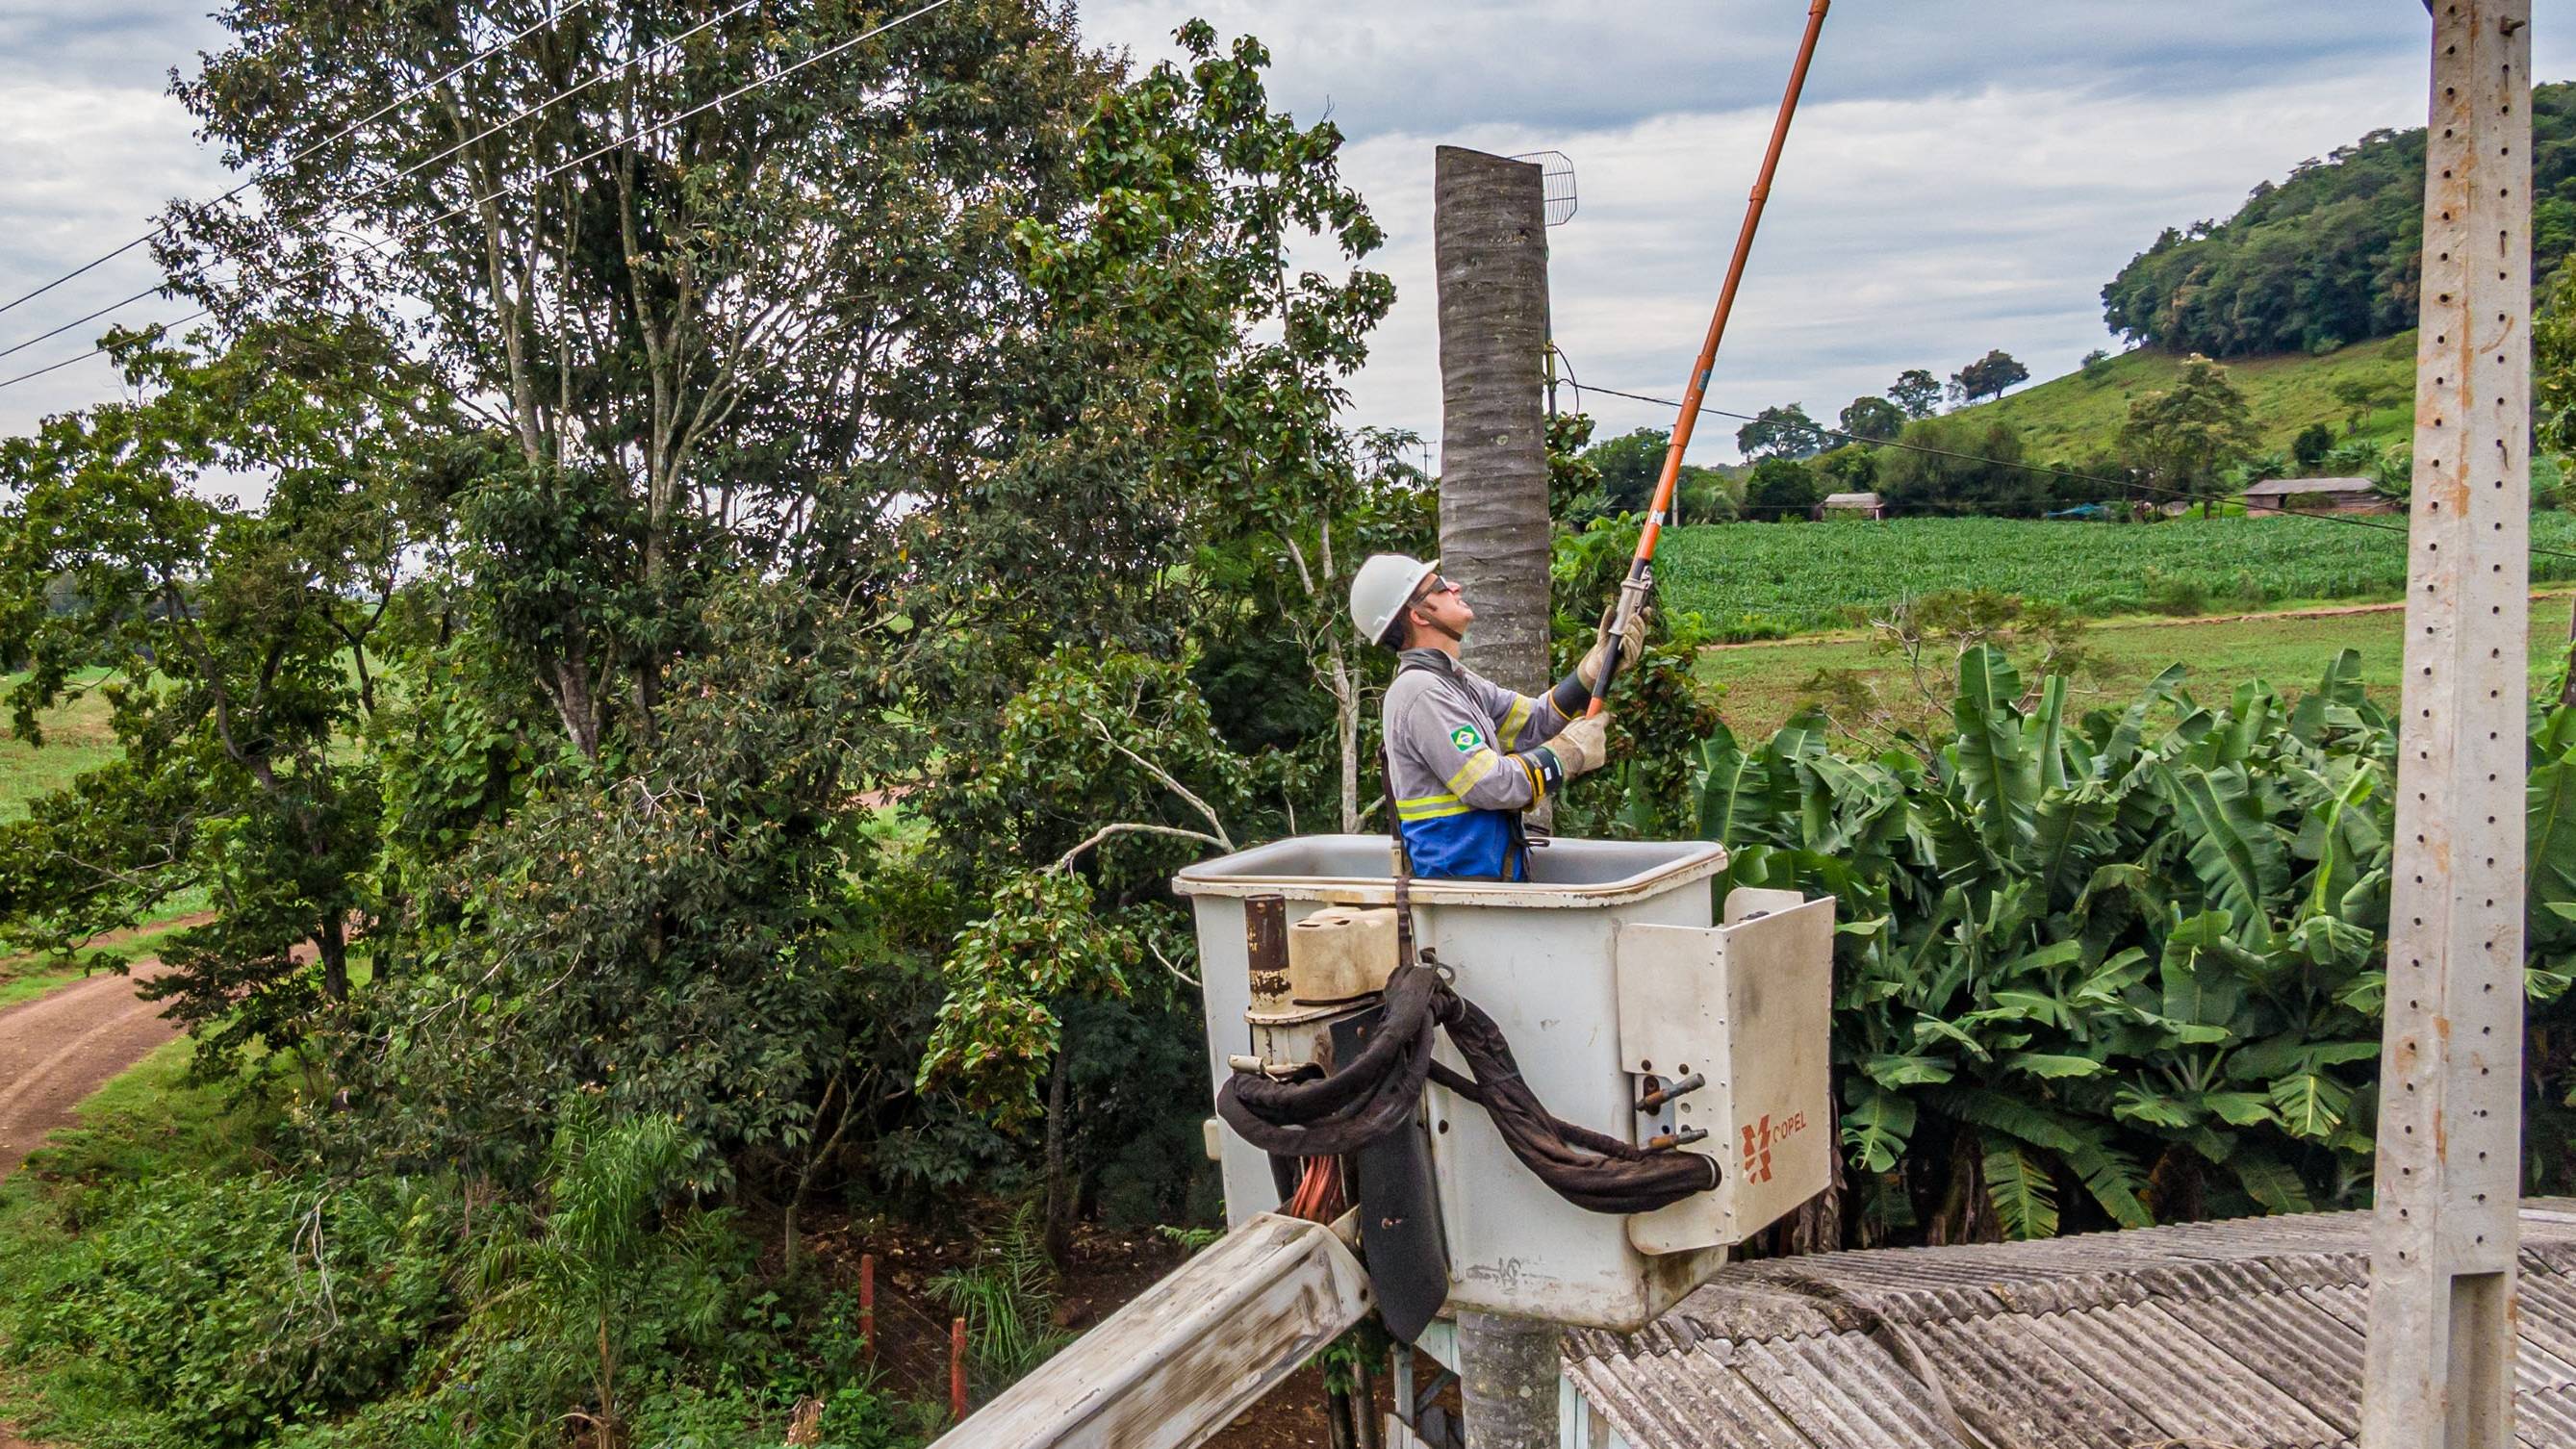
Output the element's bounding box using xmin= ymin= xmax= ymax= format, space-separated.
xmin=1407 ymin=572 xmax=1472 ymax=641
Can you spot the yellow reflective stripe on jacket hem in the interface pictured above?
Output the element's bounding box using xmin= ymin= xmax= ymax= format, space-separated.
xmin=1396 ymin=795 xmax=1474 ymax=822
xmin=1496 ymin=697 xmax=1533 ymax=750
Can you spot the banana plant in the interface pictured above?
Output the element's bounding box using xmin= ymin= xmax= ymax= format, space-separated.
xmin=1698 ymin=645 xmax=2576 ymax=1248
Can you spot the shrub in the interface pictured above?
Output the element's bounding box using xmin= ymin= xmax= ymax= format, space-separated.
xmin=0 ymin=1172 xmax=463 ymax=1447
xmin=2141 ymin=568 xmax=2211 ymax=616
xmin=2292 ymin=422 xmax=2335 ymax=470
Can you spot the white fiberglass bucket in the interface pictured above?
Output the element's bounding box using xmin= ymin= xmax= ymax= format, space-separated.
xmin=1174 ymin=834 xmax=1741 ymax=1331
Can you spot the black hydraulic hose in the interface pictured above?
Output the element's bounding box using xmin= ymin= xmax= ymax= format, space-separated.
xmin=1217 ymin=963 xmax=1720 ymax=1217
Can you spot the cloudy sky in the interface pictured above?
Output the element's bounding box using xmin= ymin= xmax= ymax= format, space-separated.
xmin=2 ymin=1 xmax=2568 ymax=470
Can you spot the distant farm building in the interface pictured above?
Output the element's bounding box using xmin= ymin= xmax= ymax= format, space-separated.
xmin=1814 ymin=491 xmax=1885 ymax=521
xmin=2240 ymin=476 xmax=2397 ymax=515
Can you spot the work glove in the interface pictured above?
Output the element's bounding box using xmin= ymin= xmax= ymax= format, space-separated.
xmin=1546 ymin=710 xmax=1613 ymax=780
xmin=1578 ymin=603 xmax=1652 ymax=689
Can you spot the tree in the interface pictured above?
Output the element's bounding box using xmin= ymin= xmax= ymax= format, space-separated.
xmin=1950 ymin=349 xmax=2032 ymax=405
xmin=2291 ymin=422 xmax=2336 ymax=472
xmin=1434 ymin=146 xmax=1553 ymax=695
xmin=1874 ymin=416 xmax=2042 ymax=517
xmin=1582 ymin=427 xmax=1675 ymax=515
xmin=0 ymin=319 xmax=441 ymax=1068
xmin=2099 ymin=88 xmax=2576 ymax=356
xmin=1736 ymin=403 xmax=1825 ymax=461
xmin=1815 ymin=443 xmax=1877 ymax=495
xmin=170 ymin=0 xmax=1113 ymax=763
xmin=2079 ymin=349 xmax=2113 ymax=377
xmin=1837 ymin=396 xmax=1904 ymax=444
xmin=1889 ymin=369 xmax=1943 ymax=420
xmin=1744 ymin=457 xmax=1824 ymax=518
xmin=2117 ymin=354 xmax=2260 ymax=506
xmin=2330 ymin=376 xmax=2408 ymax=435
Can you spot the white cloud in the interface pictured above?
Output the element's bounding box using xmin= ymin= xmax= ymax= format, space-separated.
xmin=1311 ymin=59 xmax=2467 ymax=465
xmin=0 ymin=55 xmax=230 ymax=436
xmin=2 ymin=0 xmax=2569 ymax=476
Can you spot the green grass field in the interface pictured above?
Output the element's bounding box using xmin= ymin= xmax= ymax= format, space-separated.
xmin=0 ymin=676 xmax=120 ymax=827
xmin=1951 ymin=334 xmax=2420 ymax=459
xmin=1702 ymin=596 xmax=2576 ymax=737
xmin=1657 ymin=512 xmax=2576 ymax=640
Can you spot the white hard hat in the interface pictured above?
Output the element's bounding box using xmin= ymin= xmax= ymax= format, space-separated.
xmin=1349 ymin=553 xmax=1439 ymax=648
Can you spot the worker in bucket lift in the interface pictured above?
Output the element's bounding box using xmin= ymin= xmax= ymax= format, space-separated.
xmin=1349 ymin=553 xmax=1645 ymax=880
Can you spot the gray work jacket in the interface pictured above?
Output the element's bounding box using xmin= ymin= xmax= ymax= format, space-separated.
xmin=1382 ymin=648 xmax=1581 ymax=877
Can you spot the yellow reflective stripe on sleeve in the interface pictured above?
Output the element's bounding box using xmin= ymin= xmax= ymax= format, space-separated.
xmin=1496 ymin=697 xmax=1533 ymax=750
xmin=1445 ymin=749 xmax=1501 ymax=797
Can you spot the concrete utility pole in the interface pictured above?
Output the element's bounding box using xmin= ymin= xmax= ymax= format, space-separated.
xmin=1432 ymin=144 xmax=1562 ymax=1448
xmin=2360 ymin=4 xmax=2533 ymax=1446
xmin=1434 ymin=146 xmax=1554 ymax=700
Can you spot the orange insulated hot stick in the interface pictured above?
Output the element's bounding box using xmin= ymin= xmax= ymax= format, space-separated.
xmin=1590 ymin=0 xmax=1832 ymax=715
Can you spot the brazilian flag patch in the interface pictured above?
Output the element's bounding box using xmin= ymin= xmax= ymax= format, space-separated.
xmin=1450 ymin=724 xmax=1482 ymax=752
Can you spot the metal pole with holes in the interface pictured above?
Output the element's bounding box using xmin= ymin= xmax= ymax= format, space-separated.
xmin=2360 ymin=3 xmax=2533 ymax=1445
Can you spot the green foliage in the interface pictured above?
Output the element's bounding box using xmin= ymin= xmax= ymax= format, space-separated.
xmin=1949 ymin=349 xmax=2031 ymax=405
xmin=1 ymin=1162 xmax=462 ymax=1447
xmin=1798 ymin=589 xmax=2098 ymax=747
xmin=1660 ymin=511 xmax=2576 ymax=640
xmin=331 ymin=580 xmax=894 ymax=1188
xmin=0 ymin=319 xmax=442 ymax=1066
xmin=2291 ymin=422 xmax=2336 ymax=471
xmin=2539 ymin=261 xmax=2576 ymax=467
xmin=1814 ymin=444 xmax=1878 ymax=496
xmin=2103 ymin=84 xmax=2576 ymax=356
xmin=1736 ymin=404 xmax=1825 ymax=462
xmin=1549 ymin=520 xmax=1725 ymax=840
xmin=1699 ymin=648 xmax=2576 ymax=1245
xmin=1570 ymin=423 xmax=1726 ymax=521
xmin=1744 ymin=457 xmax=1824 ymax=518
xmin=1958 ymin=332 xmax=2421 ymax=469
xmin=2119 ymin=354 xmax=2260 ymax=502
xmin=1837 ymin=396 xmax=1904 ymax=444
xmin=930 ymin=1207 xmax=1071 ymax=1396
xmin=1888 ymin=369 xmax=1943 ymax=421
xmin=1873 ymin=416 xmax=2041 ymax=517
xmin=1703 ymin=645 xmax=2576 ymax=1242
xmin=456 ymin=1099 xmax=743 ymax=1449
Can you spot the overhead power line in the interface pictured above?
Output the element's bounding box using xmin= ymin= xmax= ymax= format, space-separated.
xmin=1577 ymin=378 xmax=2576 ymax=565
xmin=0 ymin=0 xmax=767 ymax=363
xmin=340 ymin=0 xmax=769 ymax=213
xmin=0 ymin=0 xmax=960 ymax=394
xmin=0 ymin=0 xmax=602 ymax=320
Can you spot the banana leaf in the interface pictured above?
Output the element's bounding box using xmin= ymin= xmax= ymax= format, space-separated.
xmin=1982 ymin=1140 xmax=2060 ymax=1239
xmin=1694 ymin=725 xmax=1770 ymax=846
xmin=1951 ymin=644 xmax=2041 ymax=851
xmin=2157 ymin=762 xmax=2289 ymax=941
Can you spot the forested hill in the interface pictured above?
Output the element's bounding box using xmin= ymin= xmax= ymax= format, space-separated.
xmin=2100 ymin=79 xmax=2576 ymax=358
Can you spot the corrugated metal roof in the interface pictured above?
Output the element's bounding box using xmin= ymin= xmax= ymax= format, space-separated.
xmin=1566 ymin=1200 xmax=2576 ymax=1449
xmin=2242 ymin=475 xmax=2379 ymax=496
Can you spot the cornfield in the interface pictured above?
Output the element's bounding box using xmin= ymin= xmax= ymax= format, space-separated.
xmin=1657 ymin=513 xmax=2576 ymax=640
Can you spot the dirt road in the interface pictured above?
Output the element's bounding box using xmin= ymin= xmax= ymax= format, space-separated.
xmin=0 ymin=960 xmax=179 ymax=1182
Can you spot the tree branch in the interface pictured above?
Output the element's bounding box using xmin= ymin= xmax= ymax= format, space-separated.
xmin=1048 ymin=823 xmax=1227 ymax=875
xmin=1082 ymin=715 xmax=1234 ymax=851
